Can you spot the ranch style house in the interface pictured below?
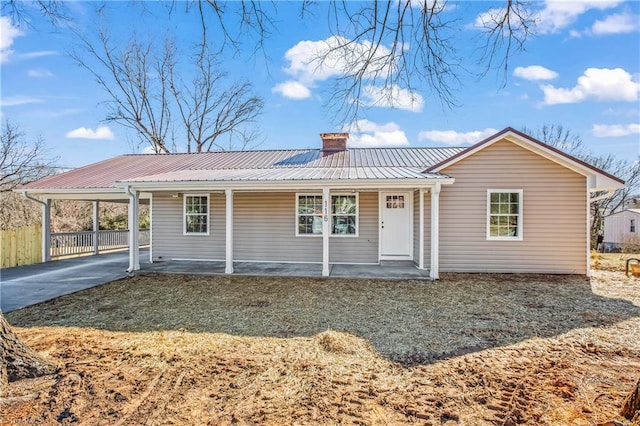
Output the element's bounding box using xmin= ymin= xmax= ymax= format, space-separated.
xmin=19 ymin=127 xmax=625 ymax=278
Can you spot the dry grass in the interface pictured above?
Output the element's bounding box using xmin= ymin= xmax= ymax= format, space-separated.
xmin=2 ymin=263 xmax=640 ymax=425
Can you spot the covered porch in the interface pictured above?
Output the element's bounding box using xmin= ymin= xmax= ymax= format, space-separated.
xmin=144 ymin=259 xmax=432 ymax=280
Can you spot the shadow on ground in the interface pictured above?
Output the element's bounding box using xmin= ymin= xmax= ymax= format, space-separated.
xmin=7 ymin=272 xmax=640 ymax=365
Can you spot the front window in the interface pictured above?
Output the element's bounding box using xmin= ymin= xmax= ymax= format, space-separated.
xmin=296 ymin=194 xmax=358 ymax=236
xmin=331 ymin=195 xmax=357 ymax=236
xmin=297 ymin=195 xmax=323 ymax=235
xmin=487 ymin=190 xmax=522 ymax=240
xmin=184 ymin=194 xmax=209 ymax=235
xmin=632 ymin=219 xmax=636 ymax=233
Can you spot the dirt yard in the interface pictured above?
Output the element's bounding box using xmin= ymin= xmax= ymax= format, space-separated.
xmin=1 ymin=256 xmax=639 ymax=425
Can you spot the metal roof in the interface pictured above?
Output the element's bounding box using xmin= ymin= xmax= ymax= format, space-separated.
xmin=119 ymin=167 xmax=447 ymax=183
xmin=21 ymin=147 xmax=464 ymax=190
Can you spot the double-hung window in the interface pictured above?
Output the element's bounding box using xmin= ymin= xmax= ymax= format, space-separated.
xmin=296 ymin=193 xmax=358 ymax=236
xmin=297 ymin=195 xmax=323 ymax=236
xmin=331 ymin=194 xmax=357 ymax=236
xmin=487 ymin=190 xmax=522 ymax=240
xmin=184 ymin=194 xmax=209 ymax=235
xmin=632 ymin=219 xmax=636 ymax=233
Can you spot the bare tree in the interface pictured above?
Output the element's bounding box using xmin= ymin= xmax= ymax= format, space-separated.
xmin=6 ymin=1 xmax=536 ymax=125
xmin=72 ymin=30 xmax=263 ymax=153
xmin=521 ymin=124 xmax=640 ymax=246
xmin=184 ymin=0 xmax=534 ymax=123
xmin=168 ymin=44 xmax=263 ymax=153
xmin=0 ymin=121 xmax=58 ymax=192
xmin=1 ymin=311 xmax=57 ymax=396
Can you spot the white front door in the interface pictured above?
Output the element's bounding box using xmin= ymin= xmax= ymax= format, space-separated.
xmin=380 ymin=192 xmax=412 ymax=260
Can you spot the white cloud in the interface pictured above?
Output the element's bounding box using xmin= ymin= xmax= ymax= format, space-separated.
xmin=418 ymin=128 xmax=498 ymax=146
xmin=591 ymin=12 xmax=640 ymax=35
xmin=344 ymin=120 xmax=409 ymax=147
xmin=271 ymin=80 xmax=311 ymax=100
xmin=513 ymin=65 xmax=558 ymax=81
xmin=0 ymin=16 xmax=22 ymax=63
xmin=360 ymin=84 xmax=424 ymax=112
xmin=17 ymin=50 xmax=59 ymax=60
xmin=65 ymin=126 xmax=115 ymax=140
xmin=0 ymin=95 xmax=43 ymax=106
xmin=535 ymin=0 xmax=623 ymax=34
xmin=27 ymin=68 xmax=54 ymax=78
xmin=592 ymin=123 xmax=640 ymax=137
xmin=542 ymin=68 xmax=640 ymax=105
xmin=283 ymin=35 xmax=394 ymax=85
xmin=278 ymin=35 xmax=422 ymax=110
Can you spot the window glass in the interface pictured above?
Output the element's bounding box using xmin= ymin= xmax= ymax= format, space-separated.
xmin=332 ymin=195 xmax=357 ymax=235
xmin=185 ymin=195 xmax=209 ymax=234
xmin=297 ymin=195 xmax=323 ymax=235
xmin=488 ymin=191 xmax=521 ymax=239
xmin=296 ymin=194 xmax=358 ymax=236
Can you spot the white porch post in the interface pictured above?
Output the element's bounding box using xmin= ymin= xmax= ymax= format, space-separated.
xmin=92 ymin=200 xmax=99 ymax=255
xmin=430 ymin=182 xmax=441 ymax=280
xmin=149 ymin=195 xmax=153 ymax=263
xmin=419 ymin=189 xmax=425 ymax=270
xmin=42 ymin=198 xmax=51 ymax=262
xmin=126 ymin=186 xmax=140 ymax=272
xmin=225 ymin=189 xmax=234 ymax=274
xmin=322 ymin=187 xmax=330 ymax=277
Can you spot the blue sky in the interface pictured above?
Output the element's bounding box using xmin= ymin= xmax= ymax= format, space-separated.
xmin=1 ymin=1 xmax=639 ymax=169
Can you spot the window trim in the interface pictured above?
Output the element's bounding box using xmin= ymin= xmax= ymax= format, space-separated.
xmin=330 ymin=193 xmax=359 ymax=238
xmin=486 ymin=189 xmax=523 ymax=241
xmin=295 ymin=192 xmax=359 ymax=237
xmin=295 ymin=193 xmax=324 ymax=237
xmin=183 ymin=193 xmax=210 ymax=236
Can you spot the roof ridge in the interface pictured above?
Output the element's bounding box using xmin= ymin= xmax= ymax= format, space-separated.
xmin=119 ymin=146 xmax=465 ymax=157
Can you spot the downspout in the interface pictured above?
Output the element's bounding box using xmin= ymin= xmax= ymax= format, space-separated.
xmin=21 ymin=191 xmax=51 ymax=262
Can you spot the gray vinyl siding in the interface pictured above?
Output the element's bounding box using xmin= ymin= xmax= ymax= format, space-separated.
xmin=233 ymin=192 xmax=378 ymax=263
xmin=439 ymin=140 xmax=587 ymax=274
xmin=152 ymin=193 xmax=225 ymax=261
xmin=234 ymin=192 xmax=321 ymax=262
xmin=329 ymin=192 xmax=378 ymax=264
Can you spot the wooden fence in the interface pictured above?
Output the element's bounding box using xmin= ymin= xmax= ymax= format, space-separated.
xmin=1 ymin=224 xmax=42 ymax=268
xmin=1 ymin=227 xmax=150 ymax=268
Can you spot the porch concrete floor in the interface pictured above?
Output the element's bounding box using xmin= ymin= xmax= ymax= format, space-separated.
xmin=1 ymin=252 xmax=429 ymax=313
xmin=143 ymin=260 xmax=431 ymax=280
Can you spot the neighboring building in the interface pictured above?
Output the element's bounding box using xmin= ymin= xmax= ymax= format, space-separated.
xmin=603 ymin=209 xmax=640 ymax=252
xmin=18 ymin=128 xmax=625 ymax=277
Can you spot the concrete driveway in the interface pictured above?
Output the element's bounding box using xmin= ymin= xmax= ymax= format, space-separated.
xmin=1 ymin=250 xmax=149 ymax=313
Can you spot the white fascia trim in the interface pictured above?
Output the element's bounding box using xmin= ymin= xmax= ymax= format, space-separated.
xmin=430 ymin=130 xmax=624 ymax=189
xmin=14 ymin=188 xmax=153 ymax=201
xmin=114 ymin=177 xmax=456 ymax=192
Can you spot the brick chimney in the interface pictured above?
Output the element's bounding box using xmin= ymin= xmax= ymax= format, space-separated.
xmin=320 ymin=132 xmax=349 ymax=153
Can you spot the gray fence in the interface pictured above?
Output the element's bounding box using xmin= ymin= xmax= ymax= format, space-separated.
xmin=50 ymin=229 xmax=150 ymax=258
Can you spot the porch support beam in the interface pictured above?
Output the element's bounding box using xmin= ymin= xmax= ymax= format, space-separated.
xmin=419 ymin=189 xmax=425 ymax=270
xmin=430 ymin=182 xmax=441 ymax=280
xmin=322 ymin=187 xmax=330 ymax=277
xmin=42 ymin=198 xmax=51 ymax=262
xmin=92 ymin=200 xmax=99 ymax=255
xmin=225 ymin=189 xmax=234 ymax=274
xmin=126 ymin=186 xmax=140 ymax=272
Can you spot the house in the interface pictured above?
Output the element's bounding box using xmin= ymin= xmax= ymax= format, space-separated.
xmin=603 ymin=209 xmax=640 ymax=252
xmin=19 ymin=127 xmax=625 ymax=278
